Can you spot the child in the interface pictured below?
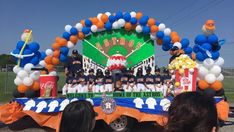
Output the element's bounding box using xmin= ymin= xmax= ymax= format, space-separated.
xmin=75 ymin=69 xmax=87 ymax=93
xmin=144 ymin=67 xmax=156 ymax=92
xmin=67 ymin=73 xmax=78 ymax=94
xmin=104 ymin=69 xmax=113 ymax=92
xmin=95 ymin=69 xmax=105 ymax=92
xmin=136 ymin=67 xmax=145 ymax=92
xmin=120 ymin=69 xmax=129 ymax=91
xmin=126 ymin=69 xmax=136 ymax=92
xmin=62 ymin=72 xmax=74 ymax=95
xmin=87 ymin=69 xmax=96 ymax=92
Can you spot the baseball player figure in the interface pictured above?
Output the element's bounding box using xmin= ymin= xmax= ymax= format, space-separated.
xmin=62 ymin=72 xmax=74 ymax=95
xmin=87 ymin=69 xmax=96 ymax=92
xmin=75 ymin=69 xmax=88 ymax=93
xmin=120 ymin=69 xmax=129 ymax=92
xmin=144 ymin=67 xmax=156 ymax=92
xmin=67 ymin=72 xmax=77 ymax=93
xmin=154 ymin=67 xmax=164 ymax=93
xmin=95 ymin=69 xmax=105 ymax=92
xmin=104 ymin=69 xmax=113 ymax=92
xmin=135 ymin=67 xmax=145 ymax=92
xmin=126 ymin=69 xmax=136 ymax=92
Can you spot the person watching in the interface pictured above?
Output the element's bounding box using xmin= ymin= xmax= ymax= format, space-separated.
xmin=64 ymin=49 xmax=82 ymax=77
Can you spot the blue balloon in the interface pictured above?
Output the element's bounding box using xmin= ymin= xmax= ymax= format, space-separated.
xmin=28 ymin=42 xmax=40 ymax=52
xmin=108 ymin=15 xmax=116 ymax=23
xmin=184 ymin=47 xmax=193 ymax=54
xmin=139 ymin=16 xmax=149 ymax=26
xmin=162 ymin=45 xmax=170 ymax=51
xmin=85 ymin=19 xmax=92 ymax=27
xmin=30 ymin=56 xmax=39 ymax=65
xmin=142 ymin=26 xmax=150 ymax=34
xmin=193 ymin=45 xmax=200 ymax=53
xmin=202 ymin=43 xmax=212 ymax=51
xmin=40 ymin=52 xmax=46 ymax=60
xmin=59 ymin=54 xmax=67 ymax=62
xmin=195 ymin=34 xmax=207 ymax=45
xmin=180 ymin=38 xmax=189 ymax=48
xmin=163 ymin=36 xmax=171 ymax=44
xmin=35 ymin=51 xmax=41 ymax=59
xmin=156 ymin=31 xmax=164 ymax=39
xmin=16 ymin=41 xmax=25 ymax=50
xmin=70 ymin=27 xmax=78 ymax=35
xmin=62 ymin=32 xmax=71 ymax=41
xmin=123 ymin=12 xmax=131 ymax=22
xmin=211 ymin=51 xmax=220 ymax=60
xmin=155 ymin=22 xmax=160 ymax=26
xmin=115 ymin=11 xmax=123 ymax=19
xmin=208 ymin=34 xmax=218 ymax=44
xmin=23 ymin=49 xmax=32 ymax=55
xmin=13 ymin=49 xmax=20 ymax=54
xmin=130 ymin=17 xmax=137 ymax=25
xmin=82 ymin=27 xmax=90 ymax=34
xmin=60 ymin=46 xmax=69 ymax=55
xmin=212 ymin=45 xmax=221 ymax=52
xmin=196 ymin=52 xmax=205 ymax=61
xmin=105 ymin=22 xmax=112 ymax=30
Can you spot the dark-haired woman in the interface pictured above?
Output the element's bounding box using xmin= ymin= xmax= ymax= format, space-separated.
xmin=60 ymin=100 xmax=97 ymax=132
xmin=165 ymin=92 xmax=218 ymax=132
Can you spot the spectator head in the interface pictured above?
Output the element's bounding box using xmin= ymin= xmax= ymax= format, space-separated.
xmin=96 ymin=69 xmax=103 ymax=77
xmin=146 ymin=66 xmax=151 ymax=74
xmin=60 ymin=100 xmax=97 ymax=132
xmin=89 ymin=69 xmax=94 ymax=75
xmin=137 ymin=67 xmax=143 ymax=76
xmin=165 ymin=92 xmax=218 ymax=132
xmin=72 ymin=49 xmax=78 ymax=55
xmin=78 ymin=69 xmax=85 ymax=76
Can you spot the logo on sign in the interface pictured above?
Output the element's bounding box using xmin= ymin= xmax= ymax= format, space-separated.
xmin=101 ymin=97 xmax=116 ymax=114
xmin=181 ymin=77 xmax=191 ymax=86
xmin=41 ymin=81 xmax=55 ymax=89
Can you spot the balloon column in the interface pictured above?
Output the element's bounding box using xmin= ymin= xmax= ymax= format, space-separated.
xmin=194 ymin=20 xmax=225 ymax=95
xmin=11 ymin=29 xmax=46 ymax=98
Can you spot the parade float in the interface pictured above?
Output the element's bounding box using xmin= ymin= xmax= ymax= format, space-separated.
xmin=0 ymin=11 xmax=229 ymax=131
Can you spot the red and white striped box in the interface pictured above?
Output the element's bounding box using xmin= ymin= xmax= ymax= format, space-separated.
xmin=175 ymin=68 xmax=198 ymax=92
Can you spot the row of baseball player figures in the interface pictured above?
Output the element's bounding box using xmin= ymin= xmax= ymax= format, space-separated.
xmin=62 ymin=67 xmax=174 ymax=97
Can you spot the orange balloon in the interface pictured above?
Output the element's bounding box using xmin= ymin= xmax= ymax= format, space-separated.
xmin=136 ymin=12 xmax=143 ymax=20
xmin=53 ymin=50 xmax=60 ymax=58
xmin=70 ymin=35 xmax=78 ymax=44
xmin=45 ymin=64 xmax=54 ymax=71
xmin=52 ymin=57 xmax=60 ymax=65
xmin=78 ymin=31 xmax=85 ymax=40
xmin=91 ymin=17 xmax=99 ymax=25
xmin=101 ymin=14 xmax=108 ymax=23
xmin=172 ymin=36 xmax=181 ymax=43
xmin=58 ymin=38 xmax=67 ymax=47
xmin=55 ymin=36 xmax=61 ymax=43
xmin=156 ymin=39 xmax=163 ymax=45
xmin=44 ymin=56 xmax=53 ymax=64
xmin=198 ymin=80 xmax=209 ymax=90
xmin=30 ymin=81 xmax=40 ymax=91
xmin=124 ymin=22 xmax=132 ymax=31
xmin=170 ymin=31 xmax=178 ymax=37
xmin=41 ymin=71 xmax=47 ymax=75
xmin=210 ymin=81 xmax=223 ymax=91
xmin=150 ymin=25 xmax=159 ymax=33
xmin=80 ymin=20 xmax=85 ymax=26
xmin=147 ymin=18 xmax=155 ymax=26
xmin=52 ymin=43 xmax=60 ymax=50
xmin=97 ymin=21 xmax=104 ymax=29
xmin=18 ymin=85 xmax=28 ymax=93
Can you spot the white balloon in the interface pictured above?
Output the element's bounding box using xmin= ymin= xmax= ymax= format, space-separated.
xmin=49 ymin=71 xmax=57 ymax=76
xmin=135 ymin=25 xmax=142 ymax=33
xmin=17 ymin=70 xmax=28 ymax=79
xmin=91 ymin=25 xmax=98 ymax=32
xmin=112 ymin=22 xmax=119 ymax=29
xmin=215 ymin=57 xmax=224 ymax=66
xmin=158 ymin=23 xmax=166 ymax=31
xmin=203 ymin=58 xmax=214 ymax=69
xmin=164 ymin=28 xmax=171 ymax=36
xmin=65 ymin=25 xmax=72 ymax=33
xmin=150 ymin=34 xmax=156 ymax=40
xmin=24 ymin=63 xmax=34 ymax=73
xmin=67 ymin=41 xmax=75 ymax=49
xmin=75 ymin=23 xmax=83 ymax=31
xmin=97 ymin=13 xmax=103 ymax=20
xmin=13 ymin=66 xmax=21 ymax=74
xmin=198 ymin=66 xmax=209 ymax=79
xmin=130 ymin=11 xmax=136 ymax=17
xmin=14 ymin=77 xmax=22 ymax=85
xmin=105 ymin=12 xmax=111 ymax=16
xmin=189 ymin=68 xmax=194 ymax=73
xmin=45 ymin=49 xmax=53 ymax=56
xmin=173 ymin=42 xmax=182 ymax=49
xmin=117 ymin=19 xmax=125 ymax=27
xmin=171 ymin=75 xmax=175 ymax=79
xmin=39 ymin=60 xmax=45 ymax=67
xmin=30 ymin=71 xmax=40 ymax=80
xmin=205 ymin=74 xmax=216 ymax=84
xmin=210 ymin=65 xmax=221 ymax=76
xmin=23 ymin=77 xmax=33 ymax=86
xmin=217 ymin=73 xmax=224 ymax=81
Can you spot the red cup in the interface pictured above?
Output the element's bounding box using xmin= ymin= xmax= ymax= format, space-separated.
xmin=39 ymin=75 xmax=57 ymax=97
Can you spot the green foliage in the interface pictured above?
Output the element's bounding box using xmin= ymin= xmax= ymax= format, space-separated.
xmin=0 ymin=54 xmax=16 ymax=68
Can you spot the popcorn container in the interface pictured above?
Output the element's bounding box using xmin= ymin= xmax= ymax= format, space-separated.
xmin=39 ymin=75 xmax=57 ymax=97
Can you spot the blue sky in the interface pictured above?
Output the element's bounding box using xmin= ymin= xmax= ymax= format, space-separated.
xmin=0 ymin=0 xmax=233 ymax=67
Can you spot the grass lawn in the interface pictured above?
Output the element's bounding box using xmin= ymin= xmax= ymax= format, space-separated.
xmin=0 ymin=72 xmax=234 ymax=103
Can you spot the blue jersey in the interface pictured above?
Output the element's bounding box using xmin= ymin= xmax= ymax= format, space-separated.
xmin=76 ymin=75 xmax=87 ymax=84
xmin=136 ymin=76 xmax=144 ymax=84
xmin=104 ymin=76 xmax=113 ymax=84
xmin=144 ymin=74 xmax=155 ymax=84
xmin=128 ymin=75 xmax=136 ymax=83
xmin=154 ymin=74 xmax=163 ymax=84
xmin=120 ymin=75 xmax=128 ymax=84
xmin=87 ymin=75 xmax=96 ymax=83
